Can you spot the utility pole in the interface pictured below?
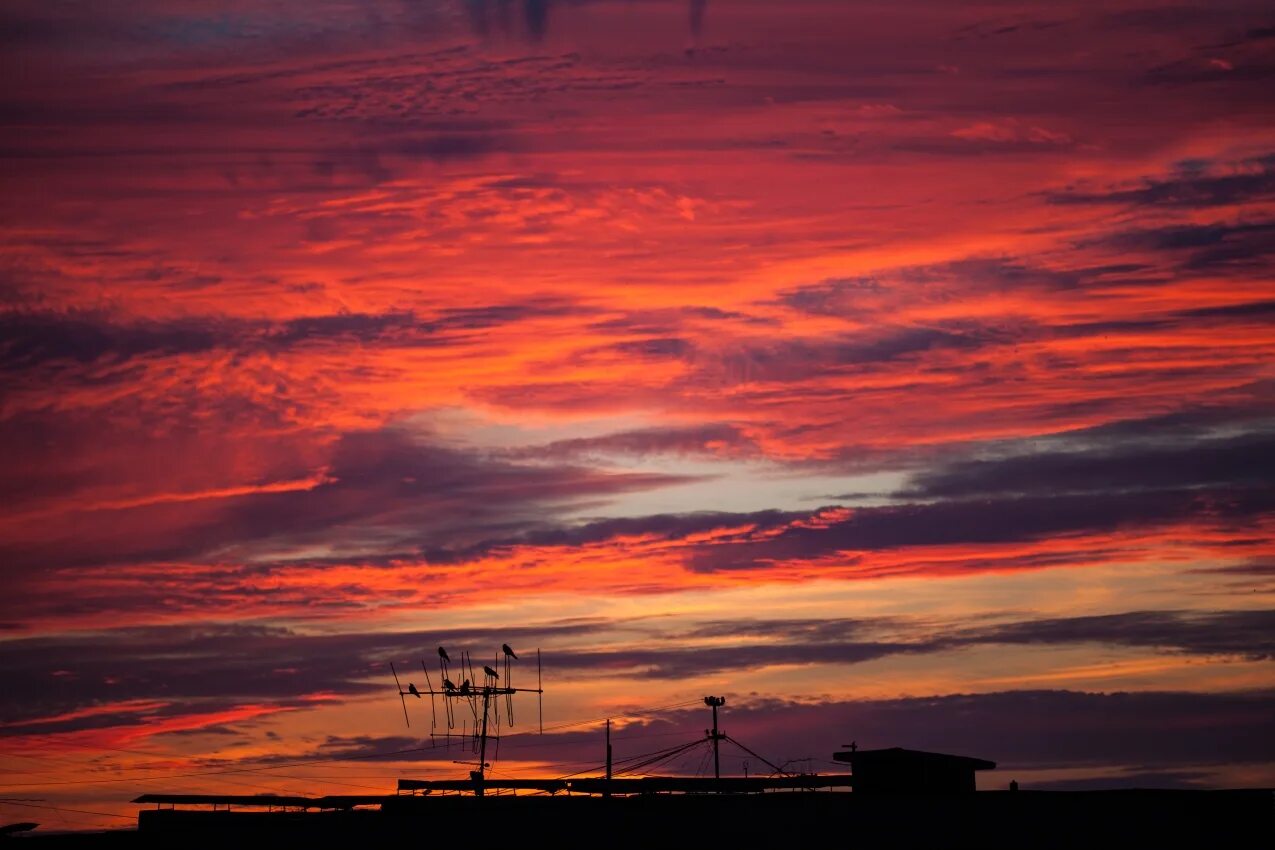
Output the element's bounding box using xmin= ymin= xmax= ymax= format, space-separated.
xmin=704 ymin=696 xmax=726 ymax=783
xmin=605 ymin=718 xmax=613 ymax=798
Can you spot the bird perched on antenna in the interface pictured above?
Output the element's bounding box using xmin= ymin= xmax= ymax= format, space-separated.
xmin=483 ymin=665 xmax=500 ymax=679
xmin=443 ymin=678 xmax=457 ymax=691
xmin=459 ymin=679 xmax=471 ymax=695
xmin=502 ymin=644 xmax=518 ymax=659
xmin=438 ymin=647 xmax=450 ymax=664
xmin=408 ymin=683 xmax=421 ymax=698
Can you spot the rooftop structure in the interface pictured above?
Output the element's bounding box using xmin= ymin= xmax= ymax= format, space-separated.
xmin=832 ymin=746 xmax=997 ymax=793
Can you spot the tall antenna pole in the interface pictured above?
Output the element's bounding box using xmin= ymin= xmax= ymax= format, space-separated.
xmin=605 ymin=718 xmax=613 ymax=798
xmin=704 ymin=696 xmax=726 ymax=783
xmin=712 ymin=700 xmax=720 ymax=782
xmin=476 ymin=686 xmax=492 ymax=795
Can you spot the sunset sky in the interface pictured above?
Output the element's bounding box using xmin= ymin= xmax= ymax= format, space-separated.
xmin=2 ymin=0 xmax=1274 ymax=829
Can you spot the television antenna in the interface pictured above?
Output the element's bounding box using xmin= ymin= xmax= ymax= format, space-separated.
xmin=390 ymin=644 xmax=543 ymax=788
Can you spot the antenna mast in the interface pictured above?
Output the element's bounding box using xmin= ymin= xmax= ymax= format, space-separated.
xmin=390 ymin=643 xmax=544 ymax=794
xmin=605 ymin=718 xmax=613 ymax=797
xmin=704 ymin=696 xmax=726 ymax=782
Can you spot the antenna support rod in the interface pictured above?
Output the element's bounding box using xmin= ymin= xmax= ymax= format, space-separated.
xmin=476 ymin=687 xmax=492 ymax=795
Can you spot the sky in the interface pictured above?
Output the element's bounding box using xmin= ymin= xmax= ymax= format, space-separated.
xmin=2 ymin=0 xmax=1274 ymax=829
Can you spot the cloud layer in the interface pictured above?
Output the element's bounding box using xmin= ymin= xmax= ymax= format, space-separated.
xmin=2 ymin=0 xmax=1273 ymax=825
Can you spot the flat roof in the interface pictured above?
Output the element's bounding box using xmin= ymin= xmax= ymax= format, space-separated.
xmin=397 ymin=775 xmax=855 ymax=795
xmin=832 ymin=747 xmax=996 ymax=770
xmin=132 ymin=776 xmax=857 ymax=808
xmin=132 ymin=794 xmax=389 ymax=809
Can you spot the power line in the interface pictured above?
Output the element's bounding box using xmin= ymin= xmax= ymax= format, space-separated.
xmin=0 ymin=800 xmax=133 ymax=821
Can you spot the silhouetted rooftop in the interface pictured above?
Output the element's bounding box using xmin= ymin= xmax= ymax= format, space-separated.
xmin=832 ymin=747 xmax=997 ymax=771
xmin=396 ymin=774 xmax=854 ymax=795
xmin=131 ymin=794 xmax=385 ymax=810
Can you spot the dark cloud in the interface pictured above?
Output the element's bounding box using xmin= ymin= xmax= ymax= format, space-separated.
xmin=686 ymin=326 xmax=989 ymax=388
xmin=1181 ymin=299 xmax=1275 ymax=320
xmin=775 ymin=259 xmax=1087 ymax=318
xmin=0 ymin=6 xmax=160 ymax=54
xmin=600 ymin=337 xmax=694 ymax=360
xmin=310 ymin=134 xmax=513 ymax=185
xmin=586 ymin=306 xmax=773 ymax=337
xmin=1093 ymin=220 xmax=1275 ymax=271
xmin=0 ymin=311 xmax=222 ymax=370
xmin=1050 ymin=402 xmax=1275 ymax=444
xmin=482 ymin=508 xmax=798 ymax=554
xmin=683 ymin=616 xmax=889 ymax=642
xmin=1048 ymin=154 xmax=1275 ymax=207
xmin=431 ymin=300 xmax=579 ymax=329
xmin=2 ymin=696 xmax=319 ymax=739
xmin=264 ymin=311 xmax=421 ymax=346
xmin=239 ymin=689 xmax=1275 ymax=782
xmin=689 ymin=0 xmax=707 ymax=39
xmin=686 ymin=487 xmax=1275 ymax=572
xmin=461 ymin=0 xmax=563 ymax=43
xmin=0 ymin=300 xmax=576 ymax=372
xmin=0 ymin=425 xmax=700 ymax=574
xmin=6 ymin=609 xmax=1267 ymax=732
xmin=0 ymin=621 xmax=601 ymax=727
xmin=510 ymin=423 xmax=757 ymax=460
xmin=966 ymin=609 xmax=1275 ymax=660
xmin=902 ymin=430 xmax=1275 ymax=499
xmin=777 ymin=255 xmax=1275 ymax=340
xmin=235 ymin=422 xmax=1275 ymax=575
xmin=393 ymin=133 xmax=510 ymax=161
xmin=723 ymin=689 xmax=1275 ymax=772
xmin=1026 ymin=770 xmax=1211 ymax=791
xmin=0 ymin=410 xmax=324 ymax=511
xmin=550 ymin=639 xmax=928 ymax=680
xmin=830 ymin=327 xmax=986 ymax=364
xmin=271 ymin=301 xmax=574 ymax=345
xmin=893 ymin=135 xmax=1073 ymax=156
xmin=774 ymin=276 xmax=884 ymax=316
xmin=1191 ymin=561 xmax=1275 ymax=577
xmin=524 ymin=0 xmax=549 ymax=41
xmin=673 ymin=609 xmax=1275 ymax=667
xmin=234 ymin=427 xmax=695 ymax=549
xmin=1143 ymin=56 xmax=1275 ymax=87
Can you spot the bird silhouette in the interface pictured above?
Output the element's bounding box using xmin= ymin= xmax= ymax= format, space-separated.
xmin=438 ymin=647 xmax=450 ymax=663
xmin=408 ymin=683 xmax=422 ymax=698
xmin=459 ymin=679 xmax=471 ymax=695
xmin=483 ymin=665 xmax=499 ymax=679
xmin=502 ymin=644 xmax=517 ymax=659
xmin=443 ymin=678 xmax=457 ymax=691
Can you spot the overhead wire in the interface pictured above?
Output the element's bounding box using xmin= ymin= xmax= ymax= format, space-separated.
xmin=0 ymin=800 xmax=134 ymax=821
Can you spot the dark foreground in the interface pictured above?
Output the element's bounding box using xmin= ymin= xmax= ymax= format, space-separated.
xmin=14 ymin=790 xmax=1273 ymax=848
